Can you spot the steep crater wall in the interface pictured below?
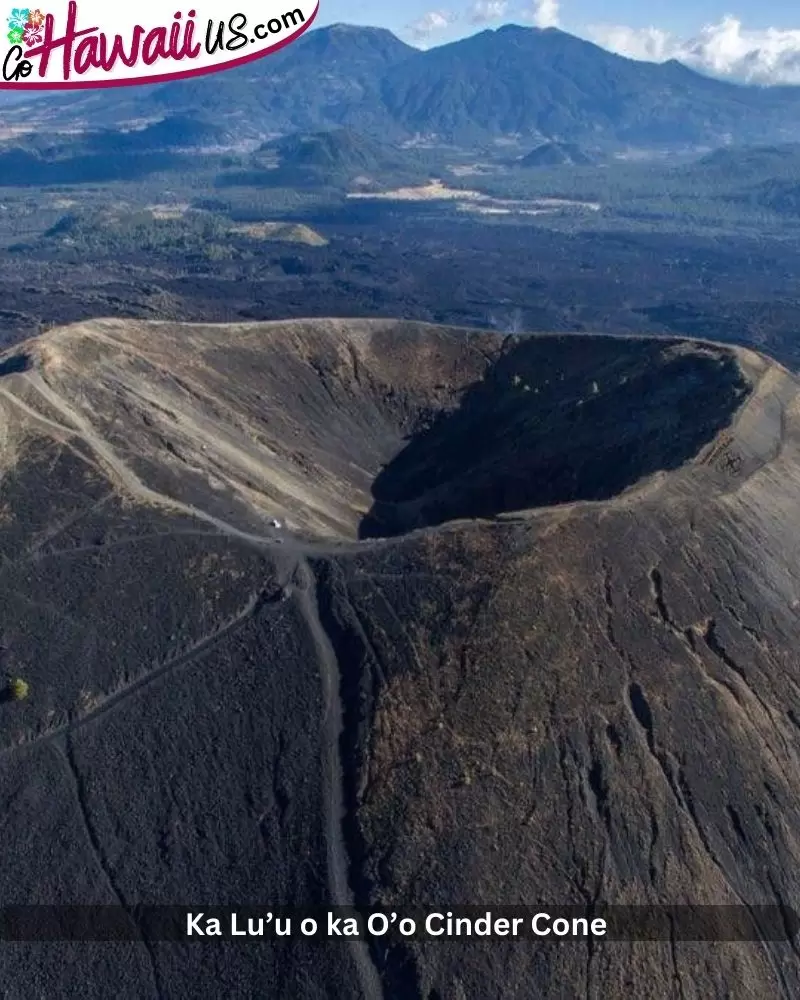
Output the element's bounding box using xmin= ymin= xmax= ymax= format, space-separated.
xmin=360 ymin=336 xmax=750 ymax=537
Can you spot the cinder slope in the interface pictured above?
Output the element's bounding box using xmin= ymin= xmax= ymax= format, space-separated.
xmin=0 ymin=319 xmax=798 ymax=999
xmin=0 ymin=317 xmax=503 ymax=540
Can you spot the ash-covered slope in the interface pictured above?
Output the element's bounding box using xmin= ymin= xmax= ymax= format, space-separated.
xmin=0 ymin=319 xmax=798 ymax=998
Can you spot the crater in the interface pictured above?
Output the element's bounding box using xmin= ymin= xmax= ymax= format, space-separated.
xmin=358 ymin=336 xmax=749 ymax=538
xmin=0 ymin=321 xmax=752 ymax=544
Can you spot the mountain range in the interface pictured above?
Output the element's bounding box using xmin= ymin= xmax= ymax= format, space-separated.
xmin=10 ymin=23 xmax=800 ymax=148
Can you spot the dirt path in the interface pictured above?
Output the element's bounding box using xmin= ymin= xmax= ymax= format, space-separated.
xmin=293 ymin=556 xmax=384 ymax=1000
xmin=6 ymin=371 xmax=296 ymax=547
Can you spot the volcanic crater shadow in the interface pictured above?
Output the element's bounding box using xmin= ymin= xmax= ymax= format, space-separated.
xmin=0 ymin=352 xmax=31 ymax=377
xmin=359 ymin=337 xmax=749 ymax=540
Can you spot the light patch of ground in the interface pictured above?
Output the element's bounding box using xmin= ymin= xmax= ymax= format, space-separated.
xmin=459 ymin=198 xmax=601 ymax=216
xmin=0 ymin=126 xmax=35 ymax=139
xmin=99 ymin=203 xmax=132 ymax=219
xmin=399 ymin=134 xmax=443 ymax=148
xmin=147 ymin=203 xmax=190 ymax=219
xmin=461 ymin=206 xmax=516 ymax=215
xmin=348 ymin=179 xmax=601 ymax=216
xmin=228 ymin=222 xmax=328 ymax=246
xmin=525 ymin=197 xmax=600 ymax=209
xmin=52 ymin=198 xmax=77 ymax=209
xmin=448 ymin=164 xmax=494 ymax=177
xmin=347 ymin=180 xmax=484 ymax=201
xmin=115 ymin=118 xmax=164 ymax=131
xmin=612 ymin=148 xmax=678 ymax=162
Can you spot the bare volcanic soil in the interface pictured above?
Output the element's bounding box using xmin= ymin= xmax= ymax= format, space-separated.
xmin=0 ymin=318 xmax=798 ymax=999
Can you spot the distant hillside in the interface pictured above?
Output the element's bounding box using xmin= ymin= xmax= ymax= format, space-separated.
xmin=17 ymin=24 xmax=416 ymax=138
xmin=7 ymin=24 xmax=800 ymax=147
xmin=379 ymin=26 xmax=800 ymax=145
xmin=216 ymin=127 xmax=426 ymax=190
xmin=695 ymin=143 xmax=800 ymax=175
xmin=262 ymin=128 xmax=417 ymax=176
xmin=148 ymin=24 xmax=417 ymax=135
xmin=227 ymin=221 xmax=328 ymax=245
xmin=675 ymin=143 xmax=800 ymax=216
xmin=754 ymin=180 xmax=800 ymax=215
xmin=0 ymin=115 xmax=230 ymax=185
xmin=18 ymin=207 xmax=328 ymax=256
xmin=0 ymin=145 xmax=190 ymax=185
xmin=518 ymin=141 xmax=596 ymax=166
xmin=98 ymin=115 xmax=230 ymax=150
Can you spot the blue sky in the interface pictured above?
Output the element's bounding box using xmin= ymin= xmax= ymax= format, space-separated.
xmin=315 ymin=0 xmax=800 ymax=83
xmin=317 ymin=0 xmax=800 ymax=36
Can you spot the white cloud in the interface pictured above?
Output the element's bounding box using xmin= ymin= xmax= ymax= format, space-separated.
xmin=418 ymin=1 xmax=800 ymax=85
xmin=585 ymin=15 xmax=800 ymax=85
xmin=470 ymin=0 xmax=508 ymax=23
xmin=406 ymin=10 xmax=455 ymax=42
xmin=520 ymin=0 xmax=560 ymax=29
xmin=584 ymin=24 xmax=673 ymax=63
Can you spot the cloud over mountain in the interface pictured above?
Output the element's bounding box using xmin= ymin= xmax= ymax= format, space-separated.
xmin=398 ymin=3 xmax=799 ymax=83
xmin=406 ymin=9 xmax=455 ymax=42
xmin=522 ymin=0 xmax=560 ymax=29
xmin=469 ymin=0 xmax=508 ymax=24
xmin=586 ymin=15 xmax=800 ymax=85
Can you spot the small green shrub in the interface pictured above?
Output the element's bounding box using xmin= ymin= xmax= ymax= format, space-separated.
xmin=8 ymin=677 xmax=29 ymax=701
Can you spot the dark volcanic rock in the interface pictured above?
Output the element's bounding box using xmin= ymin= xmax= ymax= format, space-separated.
xmin=0 ymin=318 xmax=798 ymax=997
